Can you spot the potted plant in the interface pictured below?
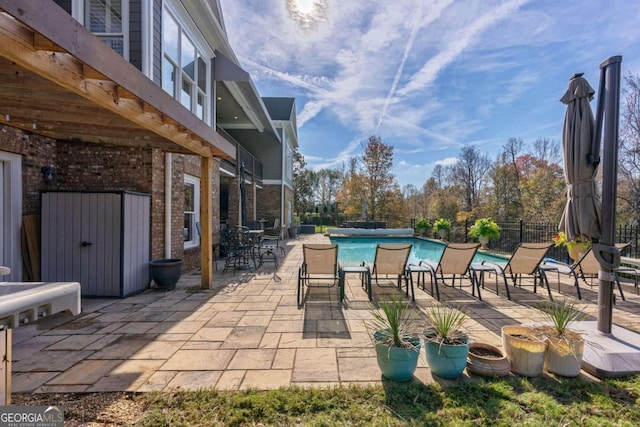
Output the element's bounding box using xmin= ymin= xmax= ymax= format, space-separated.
xmin=536 ymin=299 xmax=587 ymax=377
xmin=466 ymin=342 xmax=511 ymax=377
xmin=469 ymin=218 xmax=500 ymax=249
xmin=502 ymin=325 xmax=547 ymax=377
xmin=288 ymin=216 xmax=300 ymax=238
xmin=433 ymin=218 xmax=452 ymax=240
xmin=423 ymin=304 xmax=470 ymax=379
xmin=368 ymin=296 xmax=422 ymax=382
xmin=415 ymin=218 xmax=431 ymax=237
xmin=552 ymin=232 xmax=591 ymax=263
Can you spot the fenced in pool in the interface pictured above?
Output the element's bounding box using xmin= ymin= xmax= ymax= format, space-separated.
xmin=329 ymin=236 xmax=507 ymax=267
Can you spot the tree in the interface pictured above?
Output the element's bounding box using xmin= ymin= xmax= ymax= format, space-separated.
xmin=360 ymin=136 xmax=397 ymax=221
xmin=315 ymin=168 xmax=343 ymax=211
xmin=450 ymin=145 xmax=492 ymax=212
xmin=293 ymin=149 xmax=313 ymax=215
xmin=618 ymin=73 xmax=640 ymax=224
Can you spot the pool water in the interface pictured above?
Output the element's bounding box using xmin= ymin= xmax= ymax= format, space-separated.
xmin=329 ymin=236 xmax=507 ymax=267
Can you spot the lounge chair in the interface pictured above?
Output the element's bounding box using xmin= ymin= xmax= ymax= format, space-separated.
xmin=475 ymin=242 xmax=553 ymax=300
xmin=363 ymin=244 xmax=413 ymax=301
xmin=409 ymin=243 xmax=481 ymax=301
xmin=297 ymin=244 xmax=341 ymax=307
xmin=541 ymin=242 xmax=631 ymax=300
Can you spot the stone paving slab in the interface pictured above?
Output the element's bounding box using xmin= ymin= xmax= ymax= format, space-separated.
xmin=9 ymin=234 xmax=640 ymax=393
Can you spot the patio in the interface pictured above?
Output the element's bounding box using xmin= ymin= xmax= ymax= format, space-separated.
xmin=11 ymin=234 xmax=640 ymax=393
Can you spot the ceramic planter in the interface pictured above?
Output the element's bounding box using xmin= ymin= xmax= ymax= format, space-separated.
xmin=466 ymin=342 xmax=511 ymax=377
xmin=478 ymin=236 xmax=490 ymax=248
xmin=373 ymin=332 xmax=421 ymax=382
xmin=149 ymin=258 xmax=183 ymax=290
xmin=423 ymin=329 xmax=470 ymax=379
xmin=437 ymin=229 xmax=447 ymax=240
xmin=544 ymin=335 xmax=584 ymax=377
xmin=502 ymin=325 xmax=547 ymax=377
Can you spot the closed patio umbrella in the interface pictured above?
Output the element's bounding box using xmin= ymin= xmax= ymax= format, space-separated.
xmin=558 ymin=73 xmax=601 ymax=242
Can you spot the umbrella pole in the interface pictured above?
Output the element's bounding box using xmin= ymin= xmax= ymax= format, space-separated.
xmin=596 ymin=56 xmax=623 ymax=334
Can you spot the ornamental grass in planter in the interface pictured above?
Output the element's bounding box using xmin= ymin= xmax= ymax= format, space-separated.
xmin=536 ymin=299 xmax=588 ymax=377
xmin=502 ymin=325 xmax=547 ymax=377
xmin=369 ymin=296 xmax=422 ymax=382
xmin=423 ymin=304 xmax=470 ymax=379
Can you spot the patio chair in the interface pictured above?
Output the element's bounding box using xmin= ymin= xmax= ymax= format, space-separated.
xmin=541 ymin=242 xmax=631 ymax=301
xmin=475 ymin=242 xmax=553 ymax=300
xmin=297 ymin=244 xmax=341 ymax=307
xmin=261 ymin=218 xmax=285 ymax=256
xmin=222 ymin=226 xmax=257 ymax=274
xmin=363 ymin=244 xmax=413 ymax=301
xmin=410 ymin=243 xmax=481 ymax=301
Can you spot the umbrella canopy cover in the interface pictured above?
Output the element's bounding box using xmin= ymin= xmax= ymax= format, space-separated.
xmin=559 ymin=74 xmax=601 ymax=242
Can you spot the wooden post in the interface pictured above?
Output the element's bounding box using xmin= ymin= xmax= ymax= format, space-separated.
xmin=0 ymin=329 xmax=11 ymax=405
xmin=200 ymin=157 xmax=213 ymax=289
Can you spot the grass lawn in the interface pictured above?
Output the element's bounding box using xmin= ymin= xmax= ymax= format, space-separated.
xmin=44 ymin=374 xmax=637 ymax=426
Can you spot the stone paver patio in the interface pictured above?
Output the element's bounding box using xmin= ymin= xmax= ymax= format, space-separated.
xmin=11 ymin=233 xmax=640 ymax=392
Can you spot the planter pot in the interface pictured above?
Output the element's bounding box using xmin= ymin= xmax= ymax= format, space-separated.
xmin=437 ymin=229 xmax=448 ymax=240
xmin=478 ymin=236 xmax=490 ymax=248
xmin=466 ymin=342 xmax=511 ymax=377
xmin=149 ymin=258 xmax=183 ymax=290
xmin=288 ymin=226 xmax=299 ymax=238
xmin=544 ymin=335 xmax=585 ymax=377
xmin=423 ymin=330 xmax=470 ymax=379
xmin=374 ymin=332 xmax=421 ymax=382
xmin=568 ymin=243 xmax=590 ymax=262
xmin=502 ymin=325 xmax=547 ymax=377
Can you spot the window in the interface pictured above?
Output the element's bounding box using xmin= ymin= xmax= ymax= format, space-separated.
xmin=162 ymin=8 xmax=209 ymax=121
xmin=184 ymin=175 xmax=200 ymax=248
xmin=83 ymin=0 xmax=128 ymax=59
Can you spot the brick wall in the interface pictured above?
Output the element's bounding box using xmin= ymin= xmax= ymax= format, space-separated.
xmin=1 ymin=124 xmax=225 ymax=276
xmin=256 ymin=184 xmax=282 ymax=224
xmin=0 ymin=125 xmax=57 ymax=215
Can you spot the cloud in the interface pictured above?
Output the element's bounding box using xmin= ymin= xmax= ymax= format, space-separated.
xmin=398 ymin=0 xmax=530 ymax=96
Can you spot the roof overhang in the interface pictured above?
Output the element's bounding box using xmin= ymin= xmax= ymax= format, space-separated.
xmin=213 ymin=50 xmax=281 ymax=146
xmin=0 ymin=0 xmax=235 ymax=159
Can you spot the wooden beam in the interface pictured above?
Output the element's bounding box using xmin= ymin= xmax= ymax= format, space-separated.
xmin=0 ymin=5 xmax=233 ymax=158
xmin=33 ymin=33 xmax=64 ymax=52
xmin=0 ymin=1 xmax=236 ymax=160
xmin=200 ymin=157 xmax=214 ymax=289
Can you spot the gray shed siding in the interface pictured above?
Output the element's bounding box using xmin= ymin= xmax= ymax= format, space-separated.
xmin=41 ymin=191 xmax=150 ymax=298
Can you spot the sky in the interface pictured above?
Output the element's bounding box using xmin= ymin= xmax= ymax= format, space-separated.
xmin=218 ymin=0 xmax=640 ymax=188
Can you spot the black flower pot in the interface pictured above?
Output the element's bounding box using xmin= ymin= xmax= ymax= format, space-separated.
xmin=149 ymin=258 xmax=183 ymax=290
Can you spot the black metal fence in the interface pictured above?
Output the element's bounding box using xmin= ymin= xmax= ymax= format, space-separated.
xmin=413 ymin=219 xmax=640 ymax=260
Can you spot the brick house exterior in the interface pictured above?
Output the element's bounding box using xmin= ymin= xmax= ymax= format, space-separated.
xmin=0 ymin=0 xmax=296 ymax=290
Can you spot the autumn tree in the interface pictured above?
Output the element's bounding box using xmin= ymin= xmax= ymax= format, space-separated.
xmin=360 ymin=136 xmax=398 ymax=221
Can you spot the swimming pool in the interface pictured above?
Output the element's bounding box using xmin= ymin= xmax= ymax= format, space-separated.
xmin=329 ymin=236 xmax=507 ymax=267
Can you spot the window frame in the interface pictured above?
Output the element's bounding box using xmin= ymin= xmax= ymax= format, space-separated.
xmin=162 ymin=5 xmax=212 ymax=124
xmin=183 ymin=174 xmax=200 ymax=249
xmin=73 ymin=0 xmax=130 ymax=60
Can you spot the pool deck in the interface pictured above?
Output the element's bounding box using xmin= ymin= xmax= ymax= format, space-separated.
xmin=10 ymin=233 xmax=640 ymax=393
